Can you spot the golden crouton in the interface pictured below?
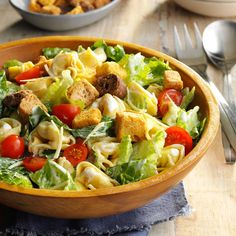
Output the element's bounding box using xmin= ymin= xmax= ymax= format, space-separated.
xmin=116 ymin=111 xmax=147 ymax=142
xmin=41 ymin=5 xmax=61 ymax=15
xmin=72 ymin=108 xmax=102 ymax=129
xmin=18 ymin=93 xmax=47 ymax=122
xmin=96 ymin=62 xmax=127 ymax=81
xmin=38 ymin=0 xmax=56 ymax=6
xmin=163 ymin=70 xmax=183 ymax=91
xmin=67 ymin=6 xmax=84 ymax=14
xmin=93 ymin=0 xmax=111 ymax=8
xmin=67 ymin=80 xmax=99 ymax=108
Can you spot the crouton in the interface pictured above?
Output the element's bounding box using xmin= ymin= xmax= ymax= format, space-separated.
xmin=41 ymin=5 xmax=61 ymax=15
xmin=72 ymin=108 xmax=102 ymax=129
xmin=38 ymin=0 xmax=56 ymax=6
xmin=67 ymin=6 xmax=84 ymax=14
xmin=96 ymin=62 xmax=127 ymax=81
xmin=116 ymin=111 xmax=147 ymax=142
xmin=93 ymin=0 xmax=111 ymax=8
xmin=67 ymin=80 xmax=99 ymax=108
xmin=18 ymin=93 xmax=47 ymax=121
xmin=163 ymin=70 xmax=183 ymax=91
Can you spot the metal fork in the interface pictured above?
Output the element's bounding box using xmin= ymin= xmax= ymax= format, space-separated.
xmin=174 ymin=23 xmax=236 ymax=164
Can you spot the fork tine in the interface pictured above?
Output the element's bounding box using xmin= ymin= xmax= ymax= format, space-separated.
xmin=183 ymin=24 xmax=193 ymax=49
xmin=173 ymin=26 xmax=183 ymax=56
xmin=193 ymin=22 xmax=203 ymax=49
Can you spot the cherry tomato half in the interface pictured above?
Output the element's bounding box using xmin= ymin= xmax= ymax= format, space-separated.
xmin=63 ymin=141 xmax=88 ymax=167
xmin=158 ymin=89 xmax=183 ymax=117
xmin=52 ymin=104 xmax=81 ymax=127
xmin=23 ymin=157 xmax=47 ymax=172
xmin=1 ymin=135 xmax=25 ymax=159
xmin=15 ymin=66 xmax=42 ymax=84
xmin=165 ymin=126 xmax=193 ymax=155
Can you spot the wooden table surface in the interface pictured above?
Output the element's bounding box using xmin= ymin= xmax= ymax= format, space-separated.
xmin=0 ymin=0 xmax=236 ymax=235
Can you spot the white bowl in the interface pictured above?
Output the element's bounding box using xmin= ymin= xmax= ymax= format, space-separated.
xmin=174 ymin=0 xmax=236 ymax=17
xmin=9 ymin=0 xmax=121 ymax=31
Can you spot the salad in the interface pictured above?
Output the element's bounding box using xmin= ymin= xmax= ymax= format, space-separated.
xmin=0 ymin=40 xmax=205 ymax=191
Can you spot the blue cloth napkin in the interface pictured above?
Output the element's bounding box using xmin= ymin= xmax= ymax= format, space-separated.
xmin=0 ymin=182 xmax=190 ymax=236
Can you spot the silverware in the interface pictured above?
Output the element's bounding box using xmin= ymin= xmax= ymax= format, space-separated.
xmin=173 ymin=22 xmax=236 ymax=164
xmin=202 ymin=20 xmax=236 ymax=113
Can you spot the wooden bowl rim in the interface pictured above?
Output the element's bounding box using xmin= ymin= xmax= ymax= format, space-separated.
xmin=0 ymin=36 xmax=220 ymax=198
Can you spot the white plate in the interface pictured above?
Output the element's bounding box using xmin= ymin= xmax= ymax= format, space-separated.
xmin=174 ymin=0 xmax=236 ymax=17
xmin=9 ymin=0 xmax=121 ymax=31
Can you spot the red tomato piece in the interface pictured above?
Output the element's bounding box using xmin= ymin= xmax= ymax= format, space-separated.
xmin=15 ymin=66 xmax=42 ymax=84
xmin=63 ymin=142 xmax=88 ymax=167
xmin=158 ymin=89 xmax=183 ymax=117
xmin=165 ymin=126 xmax=193 ymax=155
xmin=1 ymin=135 xmax=25 ymax=159
xmin=52 ymin=104 xmax=81 ymax=127
xmin=23 ymin=157 xmax=47 ymax=172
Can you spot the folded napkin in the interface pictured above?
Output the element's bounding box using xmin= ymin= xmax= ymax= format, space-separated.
xmin=0 ymin=182 xmax=190 ymax=236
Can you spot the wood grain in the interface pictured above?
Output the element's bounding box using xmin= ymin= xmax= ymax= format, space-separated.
xmin=0 ymin=0 xmax=235 ymax=234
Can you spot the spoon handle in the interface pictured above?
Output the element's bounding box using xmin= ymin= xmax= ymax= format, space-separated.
xmin=197 ymin=70 xmax=236 ymax=154
xmin=223 ymin=73 xmax=236 ymax=113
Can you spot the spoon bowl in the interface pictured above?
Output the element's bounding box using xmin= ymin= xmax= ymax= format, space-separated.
xmin=203 ymin=20 xmax=236 ymax=113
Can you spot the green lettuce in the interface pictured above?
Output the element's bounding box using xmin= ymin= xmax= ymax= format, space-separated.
xmin=107 ymin=131 xmax=165 ymax=184
xmin=91 ymin=40 xmax=125 ymax=62
xmin=0 ymin=70 xmax=9 ymax=116
xmin=42 ymin=47 xmax=72 ymax=59
xmin=41 ymin=70 xmax=73 ymax=105
xmin=117 ymin=135 xmax=133 ymax=164
xmin=119 ymin=53 xmax=170 ymax=86
xmin=30 ymin=160 xmax=77 ymax=190
xmin=0 ymin=157 xmax=32 ymax=188
xmin=3 ymin=59 xmax=22 ymax=69
xmin=162 ymin=100 xmax=203 ymax=139
xmin=107 ymin=156 xmax=157 ymax=185
xmin=180 ymin=87 xmax=195 ymax=109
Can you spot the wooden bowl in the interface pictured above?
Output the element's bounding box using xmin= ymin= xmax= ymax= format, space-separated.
xmin=0 ymin=36 xmax=219 ymax=219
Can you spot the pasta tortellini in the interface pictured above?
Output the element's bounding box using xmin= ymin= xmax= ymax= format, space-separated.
xmin=157 ymin=144 xmax=185 ymax=171
xmin=28 ymin=121 xmax=75 ymax=155
xmin=88 ymin=137 xmax=120 ymax=170
xmin=75 ymin=161 xmax=118 ymax=190
xmin=0 ymin=118 xmax=21 ymax=143
xmin=92 ymin=94 xmax=127 ymax=119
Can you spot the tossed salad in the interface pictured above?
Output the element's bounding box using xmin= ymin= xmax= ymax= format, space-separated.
xmin=0 ymin=41 xmax=205 ymax=190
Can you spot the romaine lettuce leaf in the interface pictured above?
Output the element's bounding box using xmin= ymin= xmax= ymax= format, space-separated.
xmin=162 ymin=101 xmax=203 ymax=139
xmin=119 ymin=53 xmax=170 ymax=86
xmin=106 ymin=155 xmax=157 ymax=184
xmin=117 ymin=135 xmax=133 ymax=164
xmin=91 ymin=40 xmax=125 ymax=62
xmin=180 ymin=87 xmax=195 ymax=109
xmin=42 ymin=47 xmax=72 ymax=59
xmin=41 ymin=70 xmax=73 ymax=105
xmin=0 ymin=157 xmax=32 ymax=188
xmin=30 ymin=160 xmax=78 ymax=190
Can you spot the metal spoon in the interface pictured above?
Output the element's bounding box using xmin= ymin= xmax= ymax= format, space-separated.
xmin=203 ymin=20 xmax=236 ymax=113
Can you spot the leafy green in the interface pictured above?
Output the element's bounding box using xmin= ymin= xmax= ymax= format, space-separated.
xmin=0 ymin=70 xmax=10 ymax=116
xmin=42 ymin=150 xmax=56 ymax=159
xmin=107 ymin=156 xmax=157 ymax=185
xmin=42 ymin=47 xmax=72 ymax=59
xmin=180 ymin=87 xmax=195 ymax=109
xmin=0 ymin=157 xmax=32 ymax=188
xmin=162 ymin=100 xmax=202 ymax=139
xmin=119 ymin=53 xmax=170 ymax=86
xmin=117 ymin=135 xmax=133 ymax=164
xmin=3 ymin=59 xmax=22 ymax=69
xmin=91 ymin=40 xmax=125 ymax=62
xmin=41 ymin=70 xmax=73 ymax=105
xmin=30 ymin=160 xmax=77 ymax=190
xmin=71 ymin=116 xmax=114 ymax=140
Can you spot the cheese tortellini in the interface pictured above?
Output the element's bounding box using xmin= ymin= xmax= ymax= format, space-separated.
xmin=28 ymin=121 xmax=75 ymax=155
xmin=88 ymin=136 xmax=120 ymax=170
xmin=0 ymin=118 xmax=21 ymax=143
xmin=157 ymin=144 xmax=185 ymax=171
xmin=75 ymin=161 xmax=118 ymax=190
